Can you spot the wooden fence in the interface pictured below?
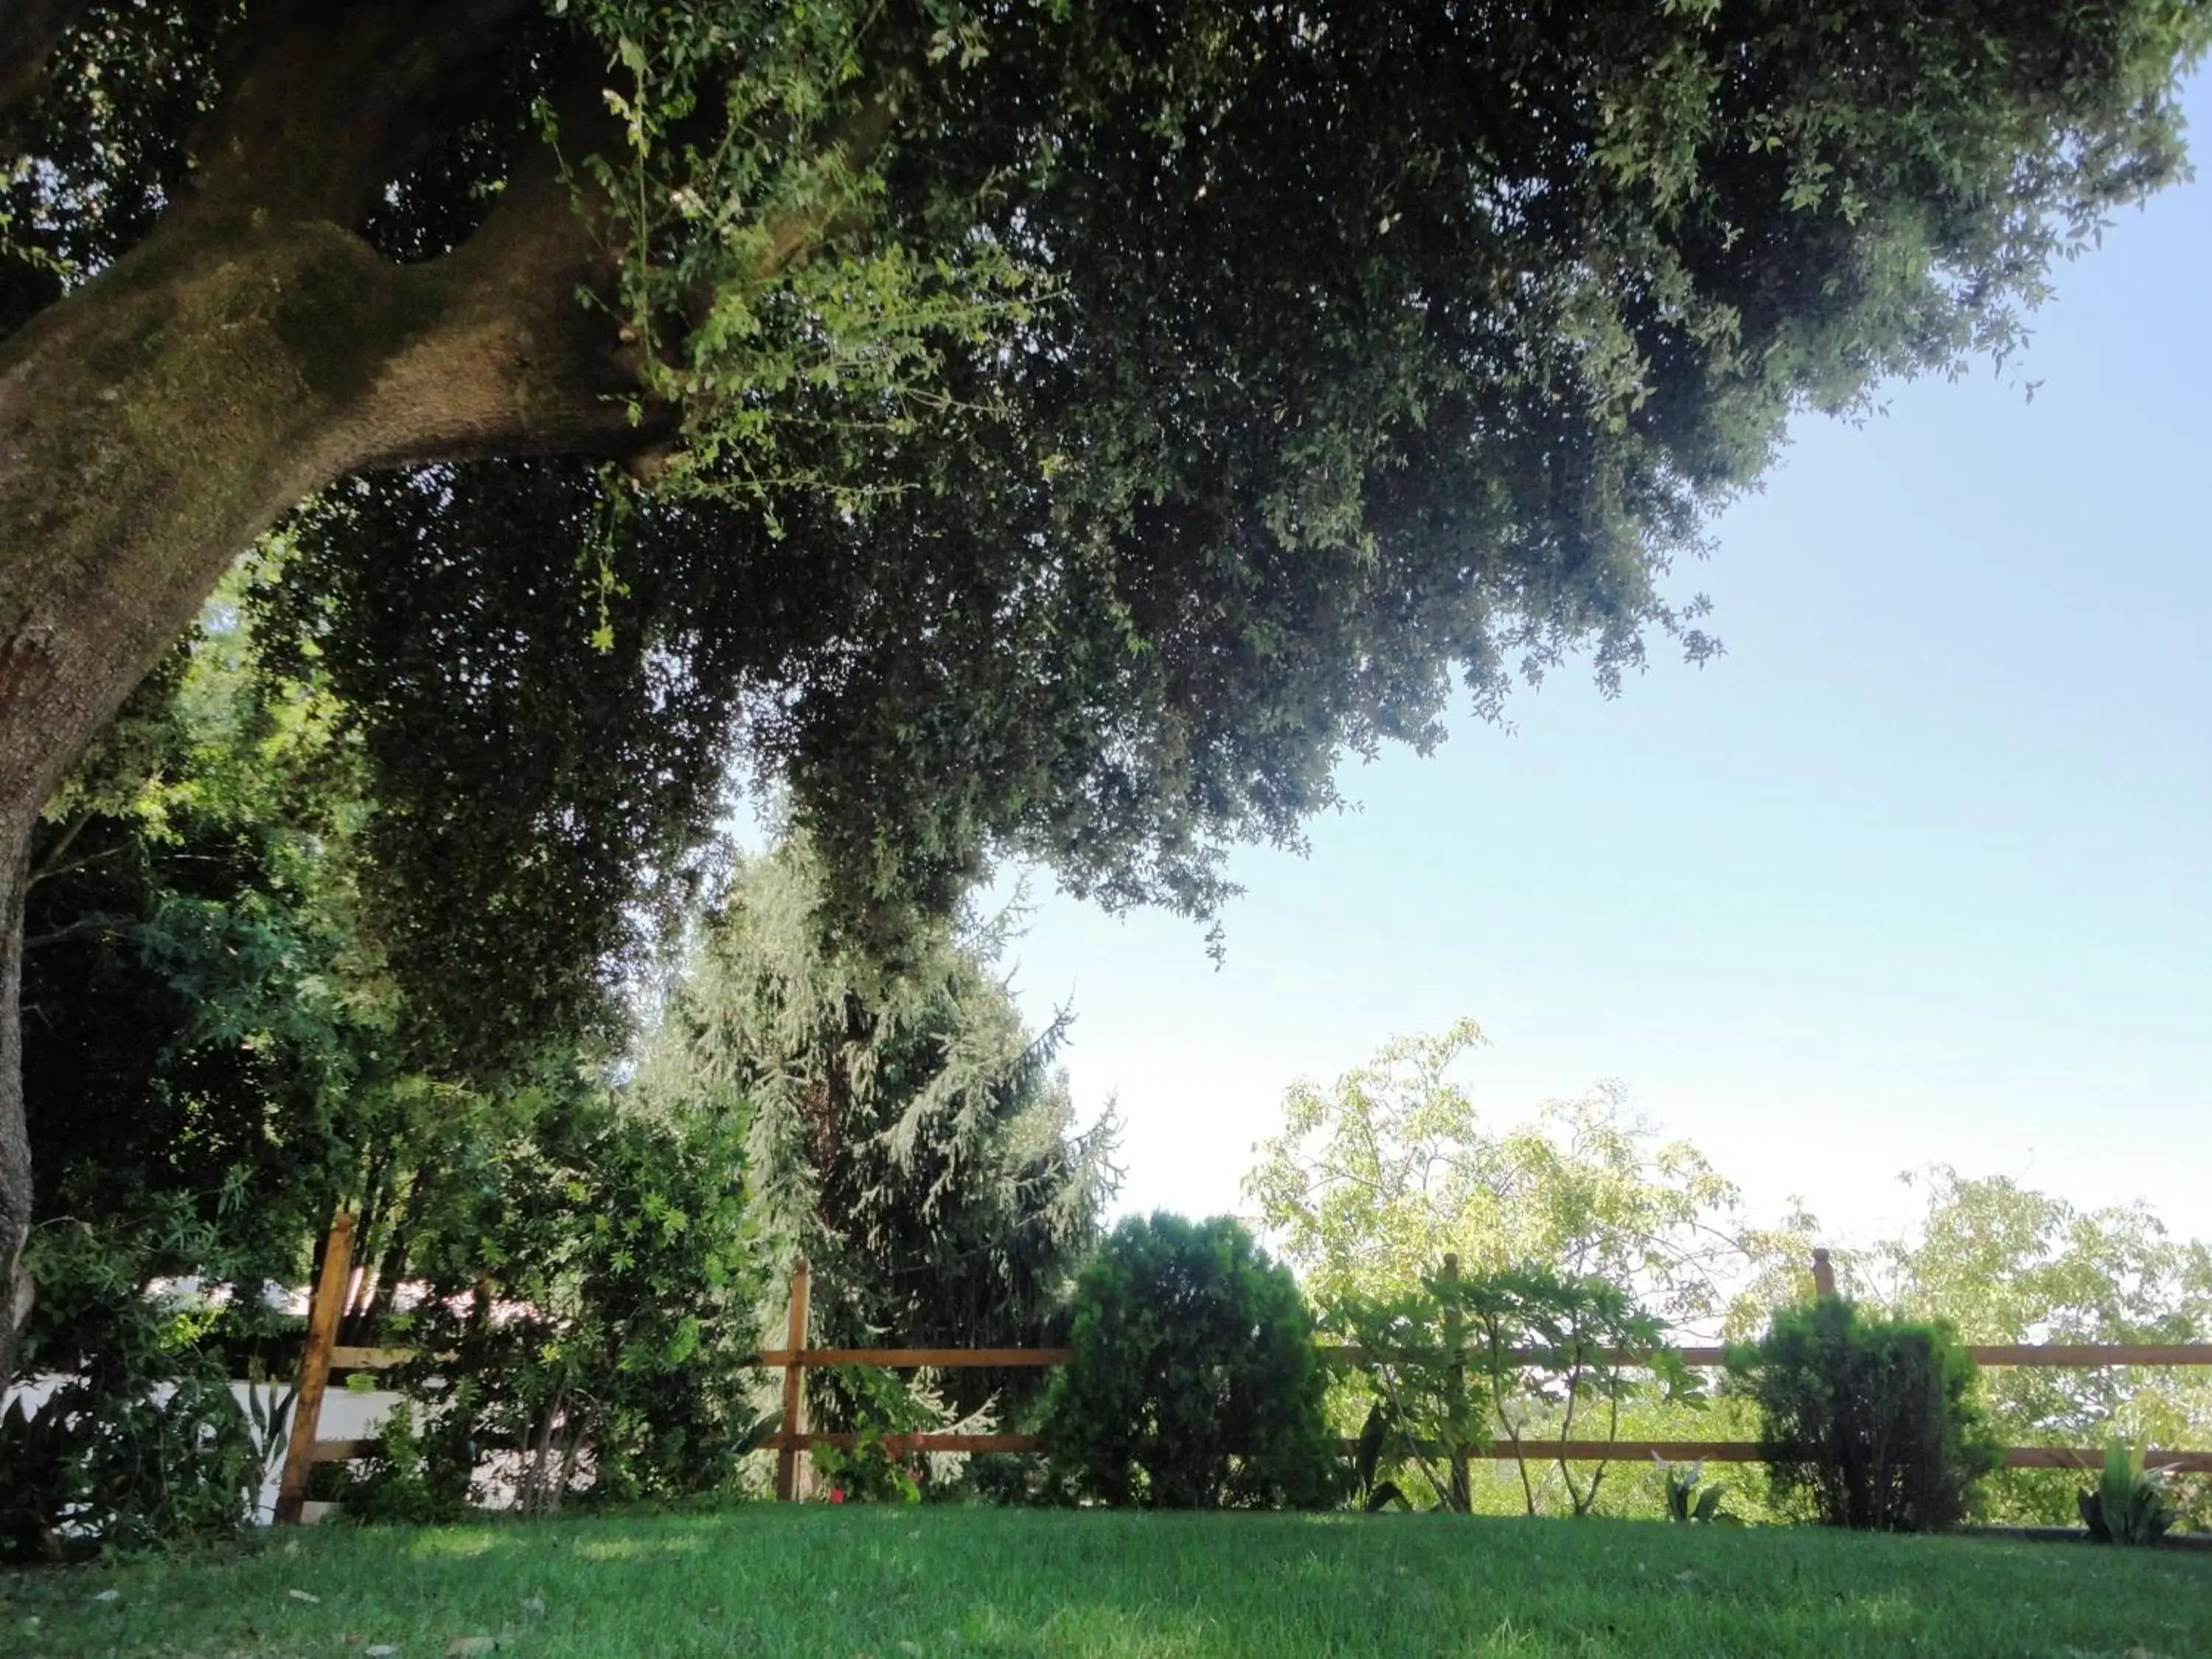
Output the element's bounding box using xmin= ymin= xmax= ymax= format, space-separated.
xmin=754 ymin=1248 xmax=2212 ymax=1500
xmin=271 ymin=1212 xmax=423 ymax=1522
xmin=274 ymin=1220 xmax=2212 ymax=1519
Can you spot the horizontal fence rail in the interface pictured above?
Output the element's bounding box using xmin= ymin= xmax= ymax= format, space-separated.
xmin=330 ymin=1346 xmax=417 ymax=1371
xmin=758 ymin=1346 xmax=1074 ymax=1368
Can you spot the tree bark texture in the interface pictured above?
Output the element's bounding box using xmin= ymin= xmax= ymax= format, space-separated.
xmin=0 ymin=3 xmax=668 ymax=1384
xmin=0 ymin=838 xmax=29 ymax=1373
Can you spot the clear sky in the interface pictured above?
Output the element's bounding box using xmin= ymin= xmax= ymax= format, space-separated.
xmin=995 ymin=70 xmax=2212 ymax=1253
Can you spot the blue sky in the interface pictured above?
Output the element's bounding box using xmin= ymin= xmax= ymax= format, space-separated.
xmin=996 ymin=71 xmax=2212 ymax=1251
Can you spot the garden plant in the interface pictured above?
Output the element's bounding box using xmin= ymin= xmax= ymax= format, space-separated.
xmin=1733 ymin=1295 xmax=2003 ymax=1532
xmin=1045 ymin=1214 xmax=1337 ymax=1509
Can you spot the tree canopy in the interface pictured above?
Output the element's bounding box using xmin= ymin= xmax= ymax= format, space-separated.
xmin=1875 ymin=1166 xmax=2212 ymax=1525
xmin=1 ymin=0 xmax=2205 ymax=1368
xmin=1244 ymin=1021 xmax=1742 ymax=1326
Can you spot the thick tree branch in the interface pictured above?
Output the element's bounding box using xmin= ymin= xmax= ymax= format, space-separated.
xmin=765 ymin=74 xmax=909 ymax=275
xmin=337 ymin=18 xmax=926 ymax=469
xmin=342 ymin=55 xmax=672 ymax=467
xmin=336 ymin=27 xmax=919 ymax=470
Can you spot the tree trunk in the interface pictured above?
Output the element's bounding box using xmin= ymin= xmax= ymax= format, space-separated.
xmin=0 ymin=184 xmax=640 ymax=1382
xmin=0 ymin=832 xmax=31 ymax=1384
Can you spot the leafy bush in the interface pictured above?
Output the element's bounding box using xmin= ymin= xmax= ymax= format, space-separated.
xmin=0 ymin=1375 xmax=269 ymax=1562
xmin=368 ymin=1098 xmax=770 ymax=1514
xmin=332 ymin=1396 xmax=473 ymax=1526
xmin=809 ymin=1366 xmax=946 ymax=1505
xmin=811 ymin=1431 xmax=920 ymax=1505
xmin=1733 ymin=1296 xmax=2000 ymax=1532
xmin=952 ymin=1450 xmax=1085 ymax=1507
xmin=1043 ymin=1214 xmax=1335 ymax=1509
xmin=2079 ymin=1438 xmax=2176 ymax=1546
xmin=0 ymin=1214 xmax=293 ymax=1562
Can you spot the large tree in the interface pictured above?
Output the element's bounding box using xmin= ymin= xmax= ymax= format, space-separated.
xmin=0 ymin=0 xmax=2202 ymax=1374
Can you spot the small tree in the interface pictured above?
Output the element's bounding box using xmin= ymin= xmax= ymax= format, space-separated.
xmin=633 ymin=838 xmax=1120 ymax=1425
xmin=1245 ymin=1023 xmax=1742 ymax=1326
xmin=1329 ymin=1260 xmax=1694 ymax=1517
xmin=1734 ymin=1296 xmax=2000 ymax=1532
xmin=368 ymin=1089 xmax=771 ymax=1515
xmin=1045 ymin=1214 xmax=1335 ymax=1509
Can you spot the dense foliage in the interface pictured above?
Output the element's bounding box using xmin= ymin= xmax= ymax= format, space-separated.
xmin=1875 ymin=1167 xmax=2212 ymax=1526
xmin=6 ymin=592 xmax=1114 ymax=1535
xmin=1245 ymin=1023 xmax=1743 ymax=1323
xmin=352 ymin=1090 xmax=771 ymax=1517
xmin=1045 ymin=1214 xmax=1336 ymax=1510
xmin=330 ymin=833 xmax=1120 ymax=1511
xmin=1735 ymin=1297 xmax=2001 ymax=1533
xmin=1713 ymin=1168 xmax=2212 ymax=1528
xmin=5 ymin=597 xmax=383 ymax=1557
xmin=0 ymin=1211 xmax=293 ymax=1561
xmin=14 ymin=0 xmax=2204 ymax=1064
xmin=1252 ymin=1031 xmax=2211 ymax=1528
xmin=21 ymin=598 xmax=381 ymax=1289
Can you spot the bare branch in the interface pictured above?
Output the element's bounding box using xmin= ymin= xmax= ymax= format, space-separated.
xmin=24 ymin=804 xmax=90 ymax=884
xmin=23 ymin=910 xmax=124 ymax=950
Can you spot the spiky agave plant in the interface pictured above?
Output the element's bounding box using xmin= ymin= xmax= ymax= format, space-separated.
xmin=2079 ymin=1439 xmax=2176 ymax=1546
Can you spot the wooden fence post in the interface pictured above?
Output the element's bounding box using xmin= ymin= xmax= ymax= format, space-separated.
xmin=775 ymin=1257 xmax=812 ymax=1503
xmin=274 ymin=1210 xmax=355 ymax=1524
xmin=1810 ymin=1248 xmax=1837 ymax=1298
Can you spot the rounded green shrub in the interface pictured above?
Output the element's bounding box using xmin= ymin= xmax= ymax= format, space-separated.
xmin=1043 ymin=1212 xmax=1336 ymax=1509
xmin=1734 ymin=1295 xmax=2001 ymax=1532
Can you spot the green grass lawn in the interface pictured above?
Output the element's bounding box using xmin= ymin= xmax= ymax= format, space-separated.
xmin=4 ymin=1507 xmax=2207 ymax=1658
